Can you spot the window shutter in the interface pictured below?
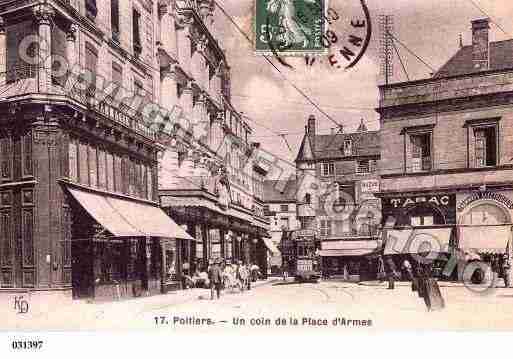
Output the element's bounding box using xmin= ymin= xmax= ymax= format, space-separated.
xmin=6 ymin=20 xmax=36 ymax=83
xmin=475 ymin=129 xmax=486 ymax=167
xmin=52 ymin=22 xmax=68 ymax=87
xmin=143 ymin=15 xmax=154 ymax=63
xmin=85 ymin=44 xmax=98 ymax=96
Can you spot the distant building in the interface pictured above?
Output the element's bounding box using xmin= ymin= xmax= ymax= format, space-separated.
xmin=295 ymin=115 xmax=382 ymax=280
xmin=263 ymin=179 xmax=298 ymax=273
xmin=377 ymin=18 xmax=513 ymax=280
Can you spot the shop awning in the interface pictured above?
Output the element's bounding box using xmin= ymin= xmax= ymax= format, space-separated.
xmin=384 ymin=228 xmax=452 ymax=255
xmin=262 ymin=237 xmax=281 ymax=256
xmin=319 ymin=240 xmax=380 ymax=257
xmin=459 ymin=226 xmax=511 ymax=254
xmin=67 ymin=187 xmax=196 ymax=241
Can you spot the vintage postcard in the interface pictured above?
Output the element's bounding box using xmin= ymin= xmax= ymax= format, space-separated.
xmin=3 ymin=0 xmax=513 ymax=353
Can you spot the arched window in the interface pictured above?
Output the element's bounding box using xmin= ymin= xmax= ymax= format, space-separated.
xmin=305 ymin=193 xmax=311 ymax=204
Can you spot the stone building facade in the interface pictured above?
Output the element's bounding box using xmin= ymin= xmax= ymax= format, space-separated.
xmin=0 ymin=0 xmax=196 ymax=299
xmin=377 ymin=18 xmax=513 ymax=281
xmin=295 ymin=115 xmax=382 ymax=280
xmin=156 ymin=1 xmax=271 ymax=280
xmin=263 ymin=179 xmax=298 ymax=273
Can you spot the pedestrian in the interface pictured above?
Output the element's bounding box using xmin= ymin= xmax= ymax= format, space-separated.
xmin=377 ymin=255 xmax=385 ymax=282
xmin=384 ymin=256 xmax=396 ymax=289
xmin=250 ymin=263 xmax=259 ymax=282
xmin=502 ymin=254 xmax=511 ymax=288
xmin=282 ymin=263 xmax=289 ymax=281
xmin=236 ymin=261 xmax=245 ymax=292
xmin=208 ymin=258 xmax=223 ymax=300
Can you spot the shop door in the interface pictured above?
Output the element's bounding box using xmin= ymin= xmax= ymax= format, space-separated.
xmin=71 ymin=240 xmax=94 ymax=298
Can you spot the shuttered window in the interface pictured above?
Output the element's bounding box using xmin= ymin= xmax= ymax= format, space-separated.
xmin=112 ymin=62 xmax=123 ymax=97
xmin=6 ymin=20 xmax=36 ymax=83
xmin=133 ymin=9 xmax=142 ymax=55
xmin=111 ymin=0 xmax=120 ymax=39
xmin=51 ymin=22 xmax=68 ymax=87
xmin=86 ymin=0 xmax=98 ymax=20
xmin=84 ymin=43 xmax=98 ymax=97
xmin=1 ymin=136 xmax=12 ymax=180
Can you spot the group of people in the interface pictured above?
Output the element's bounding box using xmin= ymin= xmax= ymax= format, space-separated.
xmin=183 ymin=259 xmax=261 ymax=300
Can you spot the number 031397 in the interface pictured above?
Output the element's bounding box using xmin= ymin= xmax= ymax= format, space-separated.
xmin=11 ymin=340 xmax=43 ymax=350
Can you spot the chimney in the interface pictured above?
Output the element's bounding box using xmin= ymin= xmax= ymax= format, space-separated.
xmin=471 ymin=18 xmax=490 ymax=70
xmin=307 ymin=114 xmax=316 ymax=151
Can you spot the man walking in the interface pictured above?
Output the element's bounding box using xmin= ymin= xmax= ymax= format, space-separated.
xmin=208 ymin=258 xmax=223 ymax=300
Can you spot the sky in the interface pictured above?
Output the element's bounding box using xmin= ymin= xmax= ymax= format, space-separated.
xmin=212 ymin=0 xmax=513 ymax=164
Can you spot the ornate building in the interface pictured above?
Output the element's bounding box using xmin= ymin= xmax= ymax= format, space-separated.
xmin=295 ymin=115 xmax=382 ymax=280
xmin=377 ymin=19 xmax=513 ymax=281
xmin=0 ymin=0 xmax=194 ymax=300
xmin=156 ymin=1 xmax=271 ymax=279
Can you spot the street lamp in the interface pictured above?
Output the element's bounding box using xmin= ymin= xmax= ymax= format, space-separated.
xmin=366 ymin=212 xmax=374 ymax=238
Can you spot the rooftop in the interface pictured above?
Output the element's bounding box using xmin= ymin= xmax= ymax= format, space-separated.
xmin=296 ymin=131 xmax=380 ymax=162
xmin=263 ymin=179 xmax=297 ymax=203
xmin=434 ymin=39 xmax=513 ymax=78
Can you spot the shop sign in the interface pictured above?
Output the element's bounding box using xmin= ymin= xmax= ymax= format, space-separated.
xmin=292 ymin=229 xmax=316 ymax=240
xmin=457 ymin=191 xmax=513 ymax=212
xmin=361 ymin=179 xmax=380 ymax=193
xmin=389 ymin=195 xmax=451 ymax=208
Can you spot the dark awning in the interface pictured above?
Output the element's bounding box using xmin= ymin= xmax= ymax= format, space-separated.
xmin=67 ymin=187 xmax=195 ymax=241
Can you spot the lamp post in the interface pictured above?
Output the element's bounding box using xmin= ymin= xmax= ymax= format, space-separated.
xmin=366 ymin=212 xmax=374 ymax=238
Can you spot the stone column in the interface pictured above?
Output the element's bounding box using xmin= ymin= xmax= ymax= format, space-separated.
xmin=193 ymin=155 xmax=207 ymax=178
xmin=65 ymin=23 xmax=78 ymax=70
xmin=178 ymin=149 xmax=195 ymax=179
xmin=161 ymin=65 xmax=178 ymax=112
xmin=210 ymin=112 xmax=224 ymax=153
xmin=158 ymin=2 xmax=177 ymax=58
xmin=158 ymin=139 xmax=180 ymax=189
xmin=180 ymin=81 xmax=193 ymax=129
xmin=193 ymin=94 xmax=209 ymax=144
xmin=175 ymin=13 xmax=193 ymax=76
xmin=215 ymin=64 xmax=224 ymax=103
xmin=0 ymin=17 xmax=6 ymax=86
xmin=33 ymin=4 xmax=54 ymax=93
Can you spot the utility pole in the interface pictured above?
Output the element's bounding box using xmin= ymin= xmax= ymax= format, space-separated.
xmin=379 ymin=15 xmax=394 ymax=86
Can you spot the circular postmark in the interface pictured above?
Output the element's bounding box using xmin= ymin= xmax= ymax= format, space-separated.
xmin=255 ymin=0 xmax=372 ymax=71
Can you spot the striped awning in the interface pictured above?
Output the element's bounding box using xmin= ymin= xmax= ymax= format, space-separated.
xmin=319 ymin=240 xmax=381 ymax=257
xmin=459 ymin=226 xmax=511 ymax=254
xmin=68 ymin=187 xmax=195 ymax=241
xmin=384 ymin=228 xmax=452 ymax=255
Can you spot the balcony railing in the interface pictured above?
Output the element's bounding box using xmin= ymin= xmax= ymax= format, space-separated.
xmin=1 ymin=65 xmax=156 ymax=140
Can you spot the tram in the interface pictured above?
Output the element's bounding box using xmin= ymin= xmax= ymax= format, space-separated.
xmin=291 ymin=230 xmax=320 ymax=282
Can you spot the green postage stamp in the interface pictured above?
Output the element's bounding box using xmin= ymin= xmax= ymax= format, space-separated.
xmin=254 ymin=0 xmax=327 ymax=55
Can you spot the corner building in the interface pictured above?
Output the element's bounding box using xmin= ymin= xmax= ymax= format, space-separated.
xmin=0 ymin=0 xmax=193 ymax=300
xmin=377 ymin=19 xmax=513 ymax=281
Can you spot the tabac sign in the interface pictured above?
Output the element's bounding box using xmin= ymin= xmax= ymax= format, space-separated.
xmin=457 ymin=191 xmax=513 ymax=212
xmin=388 ymin=195 xmax=451 ymax=208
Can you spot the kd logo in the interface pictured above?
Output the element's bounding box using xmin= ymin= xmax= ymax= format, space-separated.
xmin=13 ymin=295 xmax=29 ymax=314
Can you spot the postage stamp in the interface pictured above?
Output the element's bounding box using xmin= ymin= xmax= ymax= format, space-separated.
xmin=254 ymin=0 xmax=327 ymax=55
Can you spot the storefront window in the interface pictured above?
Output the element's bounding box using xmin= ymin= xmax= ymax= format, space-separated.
xmin=165 ymin=249 xmax=177 ymax=282
xmin=93 ymin=241 xmax=125 ymax=284
xmin=127 ymin=239 xmax=138 ymax=280
xmin=210 ymin=228 xmax=221 ymax=259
